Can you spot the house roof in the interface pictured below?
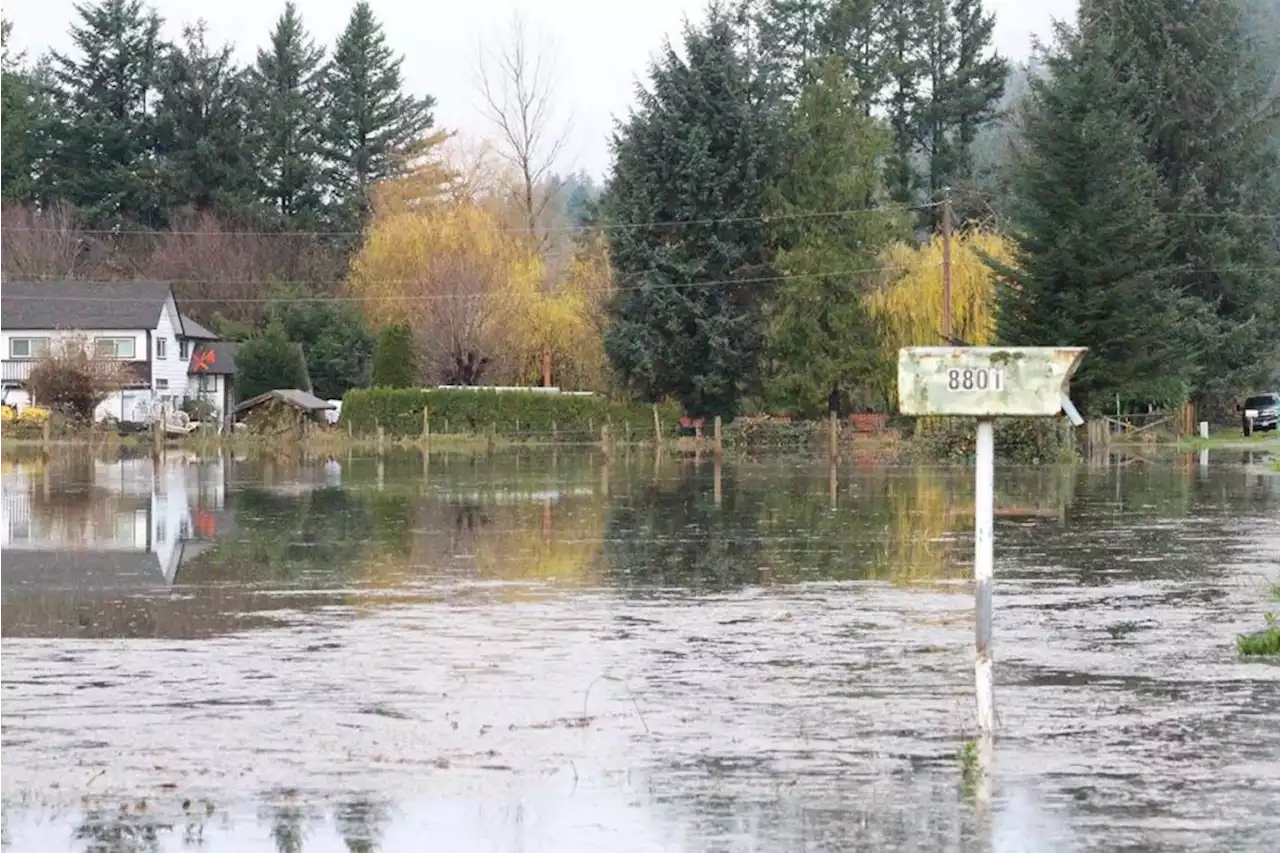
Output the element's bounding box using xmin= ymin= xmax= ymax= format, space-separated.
xmin=189 ymin=342 xmax=237 ymax=376
xmin=235 ymin=389 xmax=335 ymax=415
xmin=180 ymin=314 xmax=218 ymax=340
xmin=0 ymin=280 xmax=174 ymax=331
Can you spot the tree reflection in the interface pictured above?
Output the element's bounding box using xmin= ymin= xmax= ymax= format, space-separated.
xmin=605 ymin=466 xmax=766 ymax=589
xmin=334 ymin=797 xmax=391 ymax=853
xmin=72 ymin=808 xmax=168 ymax=853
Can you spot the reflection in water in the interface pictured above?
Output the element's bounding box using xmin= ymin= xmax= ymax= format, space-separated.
xmin=2 ymin=447 xmax=1278 ymax=852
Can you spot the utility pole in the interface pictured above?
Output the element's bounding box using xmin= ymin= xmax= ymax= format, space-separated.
xmin=941 ymin=187 xmax=953 ymax=341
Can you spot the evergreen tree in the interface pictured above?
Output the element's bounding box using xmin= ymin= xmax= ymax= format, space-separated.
xmin=47 ymin=0 xmax=165 ymax=226
xmin=320 ymin=1 xmax=436 ymax=232
xmin=1 ymin=20 xmax=47 ymax=204
xmin=995 ymin=20 xmax=1196 ymax=414
xmin=817 ymin=0 xmax=886 ymax=110
xmin=269 ymin=291 xmax=375 ymax=399
xmin=155 ymin=22 xmax=256 ymax=218
xmin=754 ymin=0 xmax=830 ymax=100
xmin=762 ymin=59 xmax=906 ymax=415
xmin=245 ymin=1 xmax=326 ymax=226
xmin=235 ymin=319 xmax=311 ymax=400
xmin=1086 ymin=0 xmax=1280 ymax=402
xmin=880 ymin=1 xmax=927 ymax=204
xmin=603 ymin=7 xmax=781 ymax=417
xmin=371 ymin=325 xmax=417 ymax=388
xmin=949 ymin=0 xmax=1006 ymax=183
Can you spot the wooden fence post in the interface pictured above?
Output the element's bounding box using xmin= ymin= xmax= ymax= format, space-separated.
xmin=713 ymin=415 xmax=723 ymax=454
xmin=422 ymin=405 xmax=430 ymax=443
xmin=652 ymin=405 xmax=663 ymax=444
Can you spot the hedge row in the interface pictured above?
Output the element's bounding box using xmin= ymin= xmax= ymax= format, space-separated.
xmin=340 ymin=388 xmax=682 ymax=440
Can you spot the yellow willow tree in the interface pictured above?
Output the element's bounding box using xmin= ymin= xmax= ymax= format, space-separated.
xmin=501 ymin=230 xmax=613 ymax=390
xmin=866 ymin=231 xmax=1015 ymax=399
xmin=351 ymin=163 xmax=611 ymax=388
xmin=349 ymin=197 xmax=542 ymax=385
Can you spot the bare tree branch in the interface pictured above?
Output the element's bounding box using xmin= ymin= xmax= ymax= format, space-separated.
xmin=474 ymin=12 xmax=573 ymax=250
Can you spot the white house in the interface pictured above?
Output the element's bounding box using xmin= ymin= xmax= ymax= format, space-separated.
xmin=0 ymin=281 xmax=237 ymax=426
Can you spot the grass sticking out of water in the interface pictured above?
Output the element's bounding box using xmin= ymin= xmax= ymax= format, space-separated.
xmin=958 ymin=740 xmax=980 ymax=782
xmin=1238 ymin=614 xmax=1280 ymax=657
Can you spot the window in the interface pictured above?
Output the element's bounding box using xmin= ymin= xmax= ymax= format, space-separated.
xmin=8 ymin=337 xmax=50 ymax=359
xmin=94 ymin=337 xmax=136 ymax=359
xmin=179 ymin=340 xmax=190 ymax=360
xmin=156 ymin=337 xmax=167 ymax=360
xmin=197 ymin=373 xmax=217 ymax=393
xmin=155 ymin=379 xmax=169 ymax=391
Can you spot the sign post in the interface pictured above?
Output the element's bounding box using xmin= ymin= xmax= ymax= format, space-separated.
xmin=898 ymin=346 xmax=1086 ymax=735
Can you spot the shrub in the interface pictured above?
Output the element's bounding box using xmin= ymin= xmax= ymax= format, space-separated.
xmin=913 ymin=417 xmax=1078 ymax=464
xmin=341 ymin=388 xmax=680 ymax=440
xmin=371 ymin=325 xmax=418 ymax=388
xmin=235 ymin=320 xmax=310 ymax=401
xmin=26 ymin=335 xmax=128 ymax=422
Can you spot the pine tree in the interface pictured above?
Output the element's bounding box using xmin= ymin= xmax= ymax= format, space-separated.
xmin=762 ymin=59 xmax=907 ymax=415
xmin=155 ymin=22 xmax=256 ymax=218
xmin=47 ymin=0 xmax=164 ymax=226
xmin=995 ymin=20 xmax=1196 ymax=414
xmin=235 ymin=319 xmax=311 ymax=401
xmin=880 ymin=1 xmax=927 ymax=204
xmin=1 ymin=20 xmax=47 ymax=205
xmin=754 ymin=0 xmax=830 ymax=100
xmin=245 ymin=1 xmax=326 ymax=227
xmin=371 ymin=325 xmax=417 ymax=388
xmin=817 ymin=0 xmax=887 ymax=110
xmin=603 ymin=7 xmax=781 ymax=417
xmin=1085 ymin=0 xmax=1280 ymax=402
xmin=320 ymin=1 xmax=436 ymax=232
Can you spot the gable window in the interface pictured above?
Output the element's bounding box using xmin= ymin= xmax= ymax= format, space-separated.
xmin=179 ymin=340 xmax=190 ymax=360
xmin=156 ymin=337 xmax=167 ymax=360
xmin=8 ymin=337 xmax=50 ymax=360
xmin=94 ymin=337 xmax=136 ymax=359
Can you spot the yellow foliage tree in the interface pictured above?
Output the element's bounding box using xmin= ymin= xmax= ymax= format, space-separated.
xmin=867 ymin=231 xmax=1013 ymax=350
xmin=351 ymin=168 xmax=612 ymax=389
xmin=865 ymin=231 xmax=1014 ymax=406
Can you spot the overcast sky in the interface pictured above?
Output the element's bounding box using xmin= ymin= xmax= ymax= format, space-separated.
xmin=3 ymin=0 xmax=1078 ymax=178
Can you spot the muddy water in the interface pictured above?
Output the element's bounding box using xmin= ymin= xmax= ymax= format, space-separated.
xmin=2 ymin=449 xmax=1278 ymax=852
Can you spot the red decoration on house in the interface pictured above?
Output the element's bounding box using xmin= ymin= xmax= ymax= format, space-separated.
xmin=192 ymin=349 xmax=217 ymax=372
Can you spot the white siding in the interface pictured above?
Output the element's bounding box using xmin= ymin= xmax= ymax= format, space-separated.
xmin=2 ymin=328 xmax=147 ymax=361
xmin=152 ymin=296 xmax=188 ymax=400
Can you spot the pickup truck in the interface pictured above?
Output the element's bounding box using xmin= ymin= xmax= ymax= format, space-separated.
xmin=1240 ymin=392 xmax=1279 ymax=436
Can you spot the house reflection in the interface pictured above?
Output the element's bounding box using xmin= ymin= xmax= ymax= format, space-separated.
xmin=1 ymin=453 xmax=230 ymax=591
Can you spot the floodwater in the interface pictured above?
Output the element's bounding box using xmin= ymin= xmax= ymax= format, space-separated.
xmin=1 ymin=446 xmax=1278 ymax=853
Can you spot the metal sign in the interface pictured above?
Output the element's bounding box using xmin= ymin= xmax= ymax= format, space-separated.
xmin=898 ymin=346 xmax=1087 ymax=419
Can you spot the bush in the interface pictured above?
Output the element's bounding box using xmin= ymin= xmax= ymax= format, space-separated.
xmin=341 ymin=388 xmax=680 ymax=440
xmin=236 ymin=320 xmax=310 ymax=401
xmin=371 ymin=325 xmax=418 ymax=388
xmin=26 ymin=335 xmax=127 ymax=422
xmin=913 ymin=417 xmax=1078 ymax=464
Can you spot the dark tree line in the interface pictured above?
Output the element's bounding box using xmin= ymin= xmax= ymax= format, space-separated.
xmin=603 ymin=0 xmax=1008 ymax=417
xmin=997 ymin=0 xmax=1280 ymax=413
xmin=1 ymin=0 xmax=435 ymax=234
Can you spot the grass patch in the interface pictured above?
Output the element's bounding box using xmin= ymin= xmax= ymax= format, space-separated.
xmin=1238 ymin=614 xmax=1280 ymax=657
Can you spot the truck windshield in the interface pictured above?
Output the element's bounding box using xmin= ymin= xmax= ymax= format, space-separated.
xmin=1244 ymin=395 xmax=1277 ymax=409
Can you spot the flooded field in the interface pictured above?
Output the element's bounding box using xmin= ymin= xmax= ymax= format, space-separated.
xmin=2 ymin=447 xmax=1278 ymax=852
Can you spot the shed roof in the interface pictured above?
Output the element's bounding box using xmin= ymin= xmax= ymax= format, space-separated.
xmin=1 ymin=281 xmax=173 ymax=330
xmin=234 ymin=389 xmax=335 ymax=415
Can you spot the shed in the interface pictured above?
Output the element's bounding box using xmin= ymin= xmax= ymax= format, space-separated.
xmin=234 ymin=389 xmax=335 ymax=418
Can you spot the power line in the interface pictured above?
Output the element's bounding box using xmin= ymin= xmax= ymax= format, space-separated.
xmin=0 ymin=262 xmax=921 ymax=304
xmin=0 ymin=201 xmax=941 ymax=238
